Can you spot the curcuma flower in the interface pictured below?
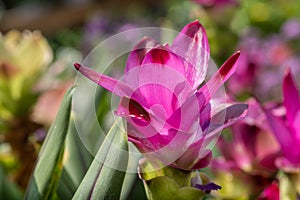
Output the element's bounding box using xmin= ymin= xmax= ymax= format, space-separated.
xmin=74 ymin=20 xmax=247 ymax=170
xmin=265 ymin=68 xmax=300 ymax=171
xmin=210 ymin=99 xmax=281 ymax=198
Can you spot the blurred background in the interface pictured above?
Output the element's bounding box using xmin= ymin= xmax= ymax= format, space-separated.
xmin=1 ymin=0 xmax=300 ymax=199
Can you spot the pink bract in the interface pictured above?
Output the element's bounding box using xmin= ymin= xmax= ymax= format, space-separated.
xmin=215 ymin=99 xmax=281 ymax=176
xmin=265 ymin=69 xmax=300 ymax=171
xmin=74 ymin=20 xmax=248 ymax=170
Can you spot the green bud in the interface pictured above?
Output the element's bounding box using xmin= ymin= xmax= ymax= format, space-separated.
xmin=138 ymin=158 xmax=210 ymax=200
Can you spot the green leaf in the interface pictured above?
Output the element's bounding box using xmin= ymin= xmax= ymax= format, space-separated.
xmin=56 ymin=168 xmax=77 ymax=199
xmin=120 ymin=143 xmax=143 ymax=200
xmin=72 ymin=118 xmax=129 ymax=200
xmin=123 ymin=177 xmax=147 ymax=200
xmin=56 ymin=118 xmax=94 ymax=199
xmin=25 ymin=86 xmax=75 ymax=199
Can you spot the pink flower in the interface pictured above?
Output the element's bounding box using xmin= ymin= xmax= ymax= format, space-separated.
xmin=265 ymin=68 xmax=300 ymax=172
xmin=228 ymin=27 xmax=300 ymax=101
xmin=227 ymin=35 xmax=263 ymax=95
xmin=216 ymin=99 xmax=281 ymax=176
xmin=210 ymin=99 xmax=282 ymax=198
xmin=74 ymin=20 xmax=247 ymax=170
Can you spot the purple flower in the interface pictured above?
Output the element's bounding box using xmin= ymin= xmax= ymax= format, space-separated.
xmin=228 ymin=28 xmax=299 ymax=101
xmin=281 ymin=19 xmax=300 ymax=40
xmin=74 ymin=20 xmax=247 ymax=170
xmin=194 ymin=182 xmax=221 ymax=193
xmin=265 ymin=69 xmax=300 ymax=172
xmin=82 ymin=14 xmax=152 ymax=54
xmin=227 ymin=35 xmax=263 ymax=95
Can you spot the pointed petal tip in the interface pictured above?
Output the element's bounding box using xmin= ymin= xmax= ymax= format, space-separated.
xmin=232 ymin=50 xmax=241 ymax=59
xmin=189 ymin=20 xmax=204 ymax=30
xmin=282 ymin=66 xmax=300 ymax=123
xmin=283 ymin=67 xmax=293 ymax=83
xmin=283 ymin=66 xmax=299 ymax=96
xmin=74 ymin=63 xmax=81 ymax=71
xmin=191 ymin=19 xmax=200 ymax=25
xmin=177 ymin=20 xmax=207 ymax=40
xmin=241 ymin=103 xmax=249 ymax=117
xmin=284 ymin=66 xmax=291 ymax=76
xmin=218 ymin=51 xmax=240 ymax=77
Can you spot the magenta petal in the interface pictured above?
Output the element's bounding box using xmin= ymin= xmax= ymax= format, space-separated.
xmin=283 ymin=68 xmax=300 ymax=125
xmin=74 ymin=63 xmax=134 ymax=97
xmin=124 ymin=64 xmax=193 ymax=118
xmin=167 ymin=92 xmax=206 ymax=133
xmin=259 ymin=152 xmax=281 ymax=170
xmin=264 ymin=108 xmax=300 ymax=164
xmin=125 ymin=37 xmax=159 ymax=72
xmin=126 ymin=123 xmax=158 ymax=150
xmin=116 ymin=97 xmax=166 ymax=142
xmin=258 ymin=182 xmax=279 ymax=200
xmin=199 ymin=51 xmax=240 ymax=101
xmin=293 ymin=112 xmax=300 ymax=140
xmin=142 ymin=46 xmax=186 ymax=77
xmin=172 ymin=134 xmax=212 ymax=170
xmin=116 ymin=97 xmax=151 ymax=127
xmin=116 ymin=95 xmax=172 ymax=131
xmin=129 ymin=127 xmax=197 ymax=166
xmin=116 ymin=97 xmax=190 ymax=151
xmin=150 ymin=128 xmax=195 ymax=160
xmin=171 ymin=20 xmax=210 ymax=90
